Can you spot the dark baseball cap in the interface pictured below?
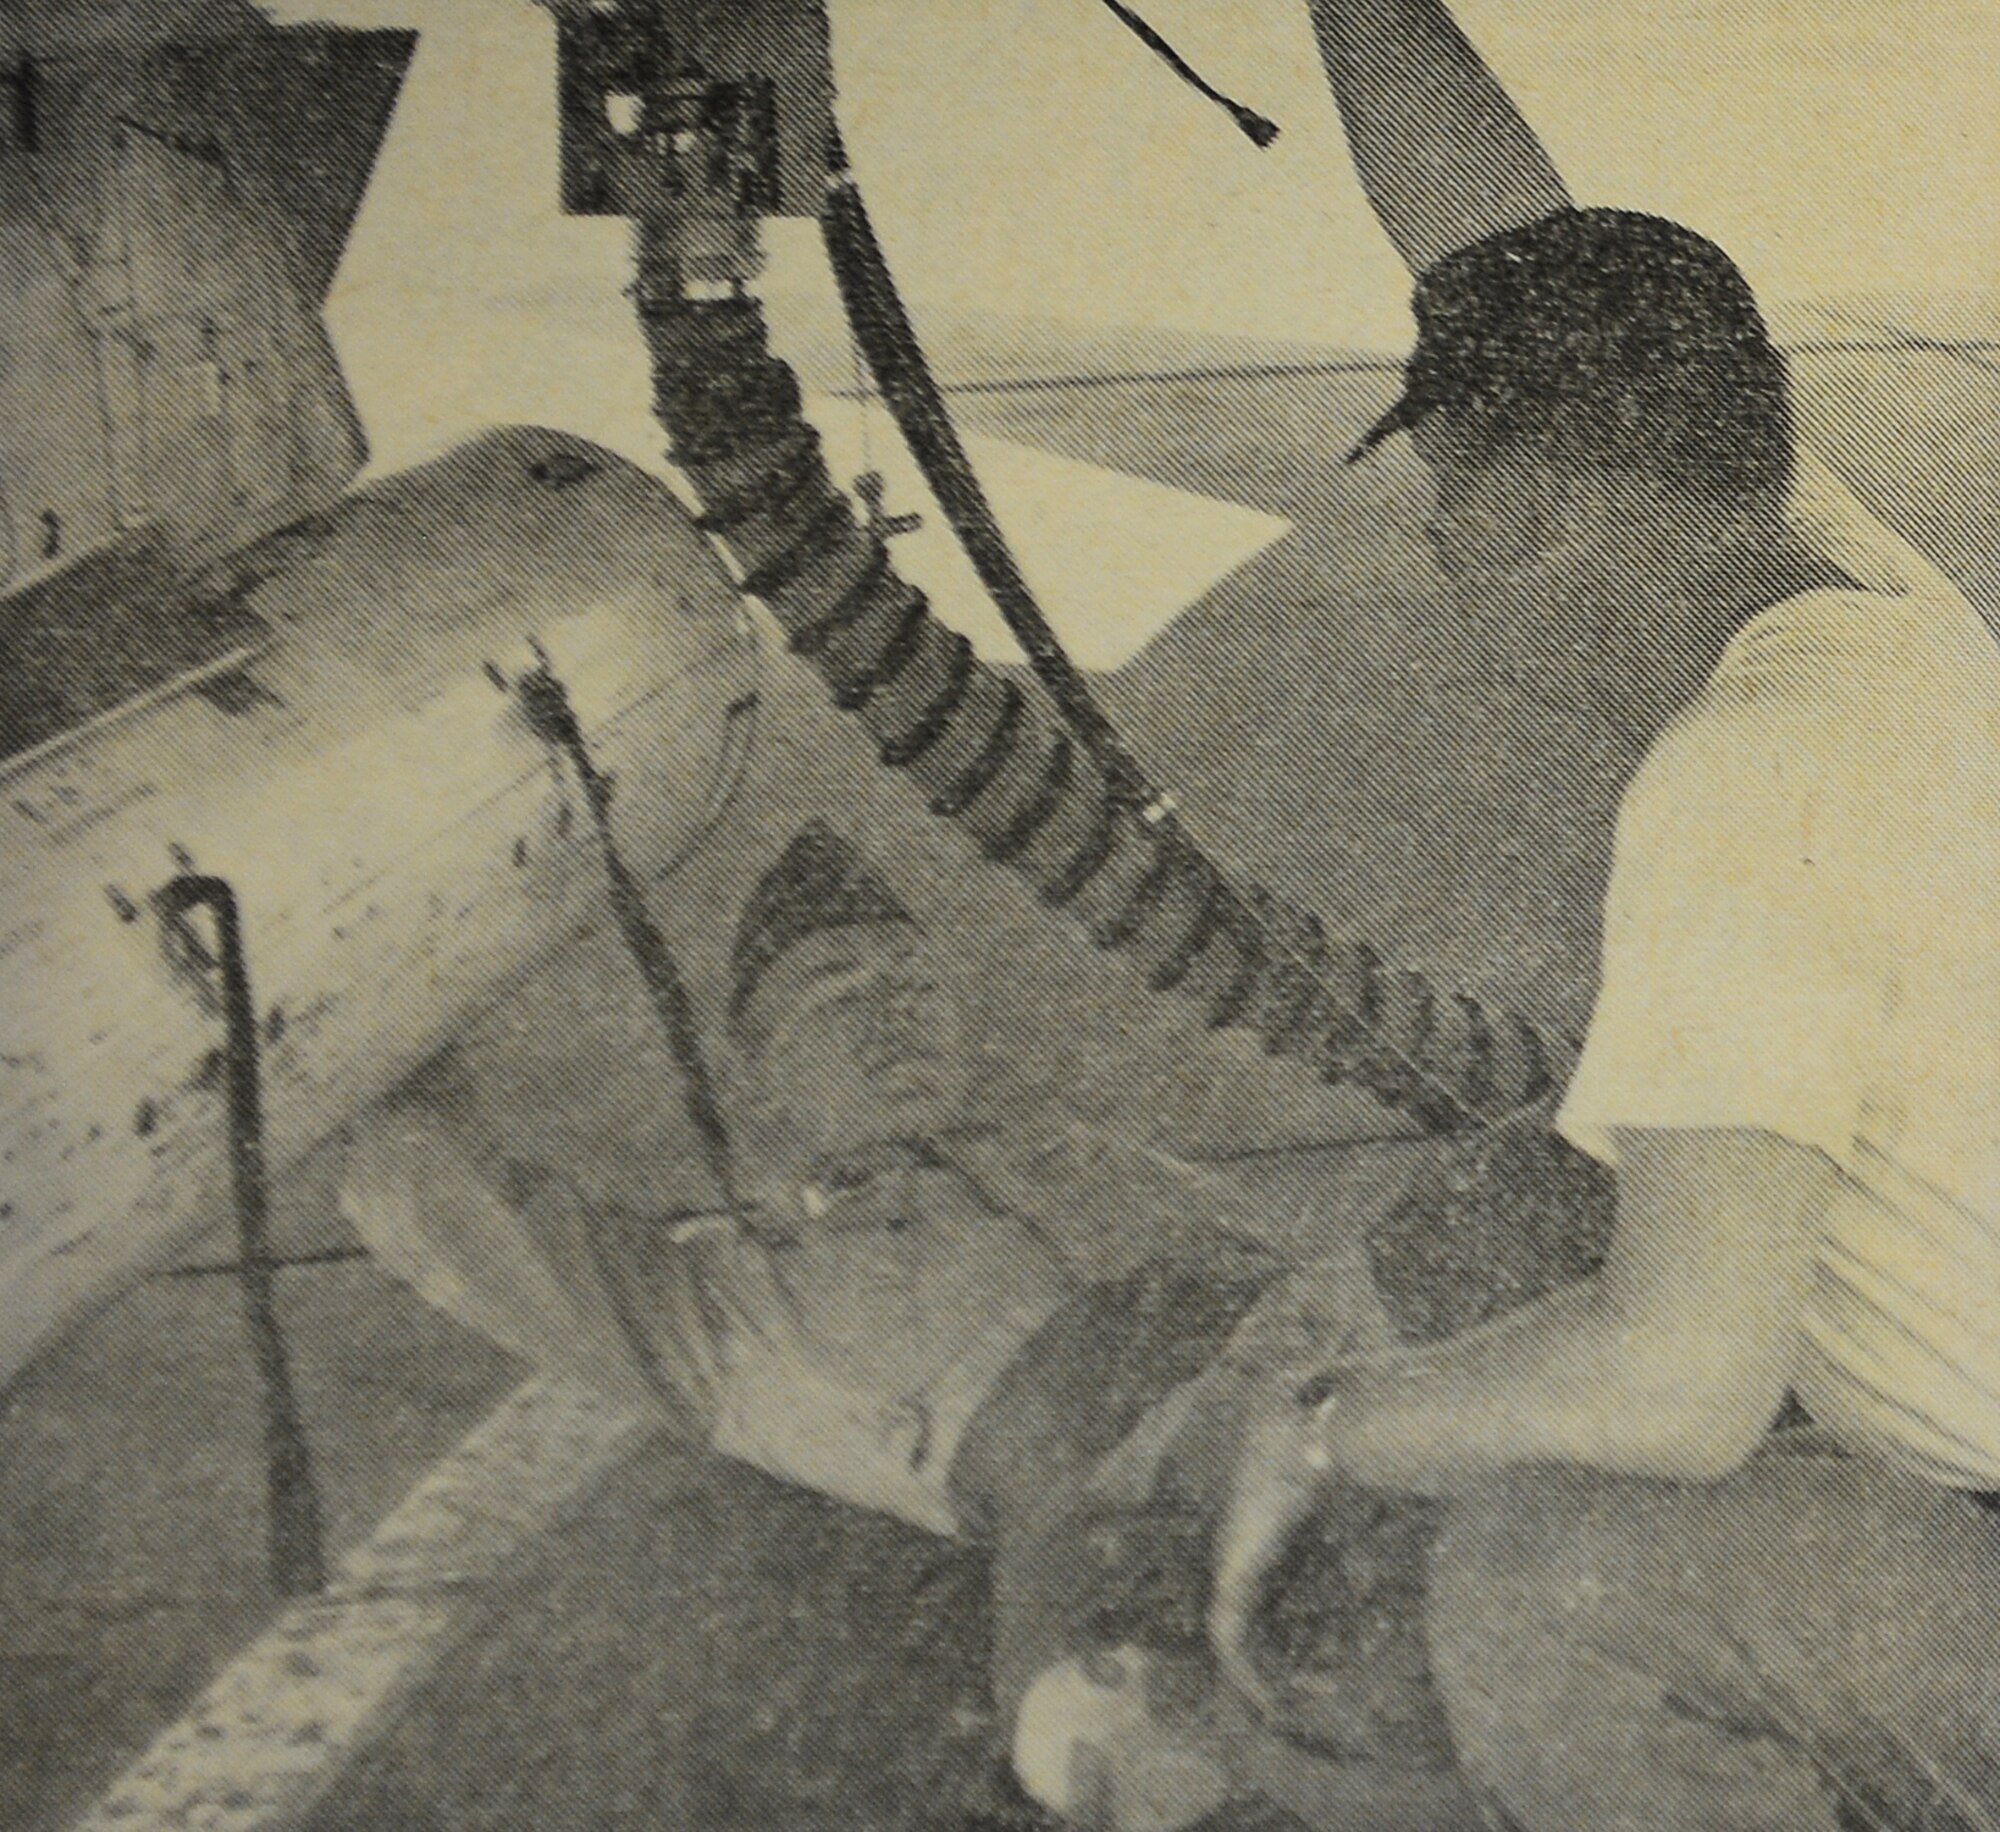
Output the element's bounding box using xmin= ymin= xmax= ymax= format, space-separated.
xmin=1347 ymin=207 xmax=1788 ymax=485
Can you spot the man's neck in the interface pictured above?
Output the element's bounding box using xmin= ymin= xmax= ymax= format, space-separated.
xmin=1602 ymin=516 xmax=1855 ymax=740
xmin=745 ymin=1134 xmax=960 ymax=1235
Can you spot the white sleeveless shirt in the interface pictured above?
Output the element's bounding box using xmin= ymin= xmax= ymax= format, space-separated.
xmin=1559 ymin=455 xmax=2000 ymax=1486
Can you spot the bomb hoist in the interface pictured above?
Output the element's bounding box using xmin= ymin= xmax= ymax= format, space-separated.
xmin=551 ymin=0 xmax=1570 ymax=1137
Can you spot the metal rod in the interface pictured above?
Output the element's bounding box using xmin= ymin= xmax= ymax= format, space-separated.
xmin=155 ymin=874 xmax=328 ymax=1597
xmin=159 ymin=1245 xmax=369 ymax=1280
xmin=515 ymin=656 xmax=741 ymax=1213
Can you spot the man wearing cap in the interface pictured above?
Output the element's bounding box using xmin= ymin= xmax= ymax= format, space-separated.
xmin=348 ymin=817 xmax=1499 ymax=1824
xmin=342 ymin=819 xmax=1403 ymax=1540
xmin=1209 ymin=3 xmax=2000 ymax=1827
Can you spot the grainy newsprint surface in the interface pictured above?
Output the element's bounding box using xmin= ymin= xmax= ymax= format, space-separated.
xmin=3 ymin=4 xmax=1996 ymax=1829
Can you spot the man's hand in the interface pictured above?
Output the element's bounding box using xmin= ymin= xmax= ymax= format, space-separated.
xmin=1207 ymin=1387 xmax=1339 ymax=1715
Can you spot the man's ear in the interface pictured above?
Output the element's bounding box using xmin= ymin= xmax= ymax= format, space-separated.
xmin=1533 ymin=462 xmax=1605 ymax=549
xmin=716 ymin=1039 xmax=759 ymax=1115
xmin=722 ymin=1044 xmax=817 ymax=1189
xmin=720 ymin=1043 xmax=792 ymax=1149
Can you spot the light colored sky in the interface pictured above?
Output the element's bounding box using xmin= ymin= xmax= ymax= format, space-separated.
xmin=276 ymin=0 xmax=1997 ymax=477
xmin=287 ymin=0 xmax=1996 ymax=348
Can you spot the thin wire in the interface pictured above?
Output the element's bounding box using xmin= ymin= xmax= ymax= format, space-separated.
xmin=847 ymin=273 xmax=878 ymax=484
xmin=1093 ymin=0 xmax=1280 ymax=147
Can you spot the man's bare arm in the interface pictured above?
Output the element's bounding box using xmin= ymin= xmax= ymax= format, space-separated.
xmin=1210 ymin=1126 xmax=1827 ymax=1704
xmin=1311 ymin=1127 xmax=1828 ymax=1493
xmin=1306 ymin=0 xmax=1572 ymax=273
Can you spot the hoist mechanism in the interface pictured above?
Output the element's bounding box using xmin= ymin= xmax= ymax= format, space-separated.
xmin=549 ymin=0 xmax=1574 ymax=1135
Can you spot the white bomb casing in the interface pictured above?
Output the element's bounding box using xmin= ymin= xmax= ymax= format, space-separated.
xmin=0 ymin=426 xmax=757 ymax=1384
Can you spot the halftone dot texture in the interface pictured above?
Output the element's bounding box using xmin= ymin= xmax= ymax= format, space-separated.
xmin=727 ymin=821 xmax=917 ymax=1028
xmin=1353 ymin=208 xmax=1796 ymax=512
